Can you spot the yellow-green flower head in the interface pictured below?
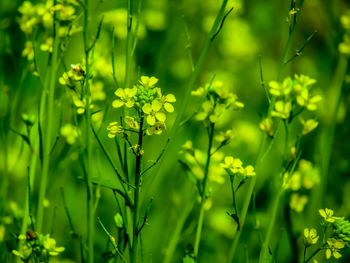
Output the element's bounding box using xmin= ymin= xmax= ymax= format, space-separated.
xmin=52 ymin=3 xmax=77 ymax=21
xmin=146 ymin=121 xmax=166 ymax=136
xmin=113 ymin=87 xmax=137 ymax=108
xmin=242 ymin=165 xmax=256 ymax=177
xmin=325 ymin=238 xmax=345 ymax=259
xmin=125 ymin=116 xmax=139 ymax=130
xmin=40 ymin=37 xmax=53 ymax=53
xmin=12 ymin=245 xmax=32 ymax=260
xmin=59 ymin=64 xmax=85 ymax=88
xmin=284 ymin=171 xmax=302 ymax=191
xmin=304 ymin=228 xmax=319 ymax=246
xmin=60 ymin=123 xmax=80 ymax=144
xmin=340 ymin=14 xmax=350 ymax=30
xmin=259 ymin=118 xmax=274 ymax=137
xmin=300 ymin=118 xmax=319 ymax=135
xmin=107 ymin=122 xmax=124 ymax=138
xmin=339 ymin=35 xmax=350 ymax=55
xmin=289 ymin=193 xmax=308 ymax=212
xmin=42 ymin=235 xmax=65 ymax=256
xmin=22 ymin=41 xmax=34 ymax=61
xmin=268 ymin=78 xmax=293 ymax=97
xmin=90 ymin=81 xmax=106 ymax=101
xmin=294 ymin=74 xmax=316 ymax=87
xmin=142 ymin=101 xmax=166 ymax=126
xmin=220 ymin=156 xmax=243 ymax=174
xmin=271 ymin=100 xmax=292 ymax=119
xmin=157 ymin=90 xmax=176 ymax=112
xmin=215 ymin=129 xmax=235 ymax=143
xmin=71 ymin=95 xmax=93 ymax=115
xmin=319 ymin=208 xmax=341 ymax=223
xmin=139 ymin=76 xmax=159 ymax=88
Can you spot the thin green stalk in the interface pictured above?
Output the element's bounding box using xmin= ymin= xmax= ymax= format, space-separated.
xmin=125 ymin=0 xmax=134 ymax=90
xmin=36 ymin=23 xmax=60 ymax=233
xmin=83 ymin=0 xmax=95 ymax=261
xmin=319 ymin=55 xmax=348 ymax=198
xmin=227 ymin=2 xmax=304 ymax=260
xmin=194 ymin=123 xmax=215 ymax=258
xmin=131 ymin=116 xmax=144 ymax=263
xmin=170 ymin=0 xmax=229 ymax=137
xmin=163 ymin=201 xmax=195 ymax=263
xmin=258 ymin=189 xmax=284 ymax=263
xmin=303 ymin=247 xmax=322 ymax=263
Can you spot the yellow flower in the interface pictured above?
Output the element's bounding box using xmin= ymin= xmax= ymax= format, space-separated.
xmin=146 ymin=121 xmax=166 ymax=136
xmin=40 ymin=37 xmax=53 ymax=53
xmin=90 ymin=81 xmax=106 ymax=101
xmin=139 ymin=76 xmax=158 ymax=88
xmin=12 ymin=245 xmax=32 ymax=260
xmin=72 ymin=96 xmax=93 ymax=115
xmin=112 ymin=87 xmax=137 ymax=108
xmin=125 ymin=116 xmax=139 ymax=130
xmin=289 ymin=193 xmax=308 ymax=212
xmin=43 ymin=236 xmax=65 ymax=256
xmin=159 ymin=93 xmax=176 ymax=112
xmin=294 ymin=74 xmax=316 ymax=87
xmin=300 ymin=118 xmax=318 ymax=135
xmin=60 ymin=124 xmax=79 ymax=144
xmin=22 ymin=41 xmax=34 ymax=61
xmin=142 ymin=100 xmax=166 ymax=125
xmin=304 ymin=228 xmax=319 ymax=245
xmin=107 ymin=122 xmax=124 ymax=138
xmin=272 ymin=100 xmax=292 ymax=119
xmin=259 ymin=118 xmax=274 ymax=137
xmin=325 ymin=238 xmax=345 ymax=259
xmin=319 ymin=208 xmax=340 ymax=223
xmin=215 ymin=129 xmax=235 ymax=143
xmin=284 ymin=171 xmax=301 ymax=191
xmin=242 ymin=165 xmax=256 ymax=177
xmin=220 ymin=156 xmax=243 ymax=174
xmin=339 ymin=35 xmax=350 ymax=55
xmin=268 ymin=78 xmax=292 ymax=97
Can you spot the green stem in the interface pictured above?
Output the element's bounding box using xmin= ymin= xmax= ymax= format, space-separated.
xmin=83 ymin=1 xmax=94 ymax=262
xmin=36 ymin=23 xmax=59 ymax=233
xmin=131 ymin=116 xmax=144 ymax=263
xmin=125 ymin=0 xmax=133 ymax=90
xmin=258 ymin=189 xmax=284 ymax=263
xmin=319 ymin=55 xmax=348 ymax=201
xmin=303 ymin=247 xmax=322 ymax=263
xmin=170 ymin=0 xmax=229 ymax=137
xmin=163 ymin=201 xmax=195 ymax=263
xmin=194 ymin=123 xmax=215 ymax=258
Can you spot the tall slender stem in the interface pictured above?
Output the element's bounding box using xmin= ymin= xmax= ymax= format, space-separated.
xmin=194 ymin=123 xmax=215 ymax=258
xmin=36 ymin=21 xmax=59 ymax=233
xmin=83 ymin=1 xmax=94 ymax=262
xmin=131 ymin=116 xmax=144 ymax=263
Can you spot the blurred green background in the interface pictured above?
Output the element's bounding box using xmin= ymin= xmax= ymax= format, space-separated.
xmin=1 ymin=0 xmax=350 ymax=262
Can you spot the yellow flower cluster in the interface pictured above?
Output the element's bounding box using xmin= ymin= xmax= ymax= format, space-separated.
xmin=302 ymin=208 xmax=350 ymax=261
xmin=339 ymin=12 xmax=350 ymax=55
xmin=220 ymin=156 xmax=256 ymax=178
xmin=283 ymin=159 xmax=320 ymax=212
xmin=179 ymin=141 xmax=226 ymax=184
xmin=110 ymin=76 xmax=176 ymax=136
xmin=60 ymin=123 xmax=80 ymax=144
xmin=18 ymin=0 xmax=81 ymax=62
xmin=192 ymin=81 xmax=244 ymax=124
xmin=260 ymin=74 xmax=321 ymax=137
xmin=303 ymin=228 xmax=319 ymax=246
xmin=12 ymin=232 xmax=64 ymax=261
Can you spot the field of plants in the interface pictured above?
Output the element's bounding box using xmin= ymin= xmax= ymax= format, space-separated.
xmin=1 ymin=0 xmax=350 ymax=262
